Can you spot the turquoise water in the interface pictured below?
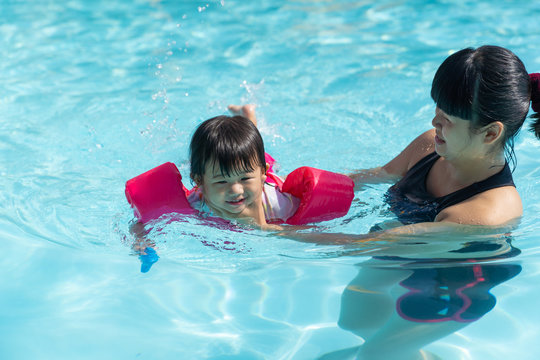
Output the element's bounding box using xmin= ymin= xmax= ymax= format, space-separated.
xmin=1 ymin=0 xmax=540 ymax=359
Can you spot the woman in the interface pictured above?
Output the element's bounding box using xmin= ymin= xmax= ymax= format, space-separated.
xmin=307 ymin=46 xmax=538 ymax=360
xmin=349 ymin=45 xmax=540 ymax=230
xmin=271 ymin=45 xmax=540 ymax=248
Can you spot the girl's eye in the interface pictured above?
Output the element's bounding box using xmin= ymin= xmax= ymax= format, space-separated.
xmin=215 ymin=180 xmax=227 ymax=184
xmin=241 ymin=177 xmax=253 ymax=181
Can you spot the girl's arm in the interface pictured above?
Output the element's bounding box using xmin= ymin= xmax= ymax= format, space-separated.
xmin=129 ymin=221 xmax=159 ymax=272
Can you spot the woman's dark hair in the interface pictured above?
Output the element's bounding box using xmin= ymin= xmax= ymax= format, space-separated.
xmin=189 ymin=115 xmax=266 ymax=182
xmin=529 ymin=73 xmax=540 ymax=139
xmin=430 ymin=45 xmax=536 ymax=168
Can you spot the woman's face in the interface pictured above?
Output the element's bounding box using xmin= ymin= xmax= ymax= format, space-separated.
xmin=431 ymin=107 xmax=485 ymax=160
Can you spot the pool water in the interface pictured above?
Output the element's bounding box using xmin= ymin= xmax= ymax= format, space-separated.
xmin=2 ymin=0 xmax=540 ymax=359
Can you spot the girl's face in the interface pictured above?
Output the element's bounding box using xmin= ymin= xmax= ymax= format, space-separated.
xmin=199 ymin=161 xmax=267 ymax=219
xmin=432 ymin=107 xmax=486 ymax=160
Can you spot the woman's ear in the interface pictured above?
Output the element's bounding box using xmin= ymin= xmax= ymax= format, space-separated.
xmin=483 ymin=121 xmax=504 ymax=144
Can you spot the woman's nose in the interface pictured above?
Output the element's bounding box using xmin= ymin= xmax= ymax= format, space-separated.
xmin=432 ymin=107 xmax=444 ymax=128
xmin=432 ymin=114 xmax=441 ymax=128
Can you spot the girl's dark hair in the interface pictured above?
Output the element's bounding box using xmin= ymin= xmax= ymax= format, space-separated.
xmin=430 ymin=45 xmax=535 ymax=168
xmin=189 ymin=115 xmax=266 ymax=182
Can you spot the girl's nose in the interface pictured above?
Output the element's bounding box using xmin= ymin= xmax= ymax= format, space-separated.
xmin=229 ymin=182 xmax=243 ymax=195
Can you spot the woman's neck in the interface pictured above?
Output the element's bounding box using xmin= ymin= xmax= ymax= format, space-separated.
xmin=443 ymin=151 xmax=506 ymax=186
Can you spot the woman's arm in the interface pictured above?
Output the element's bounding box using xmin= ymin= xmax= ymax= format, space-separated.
xmin=349 ymin=129 xmax=436 ymax=190
xmin=277 ymin=219 xmax=518 ymax=258
xmin=278 ymin=221 xmax=459 ymax=245
xmin=277 ymin=186 xmax=521 ymax=256
xmin=348 ymin=167 xmax=400 ymax=187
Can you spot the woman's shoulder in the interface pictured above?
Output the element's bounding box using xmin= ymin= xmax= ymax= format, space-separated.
xmin=382 ymin=129 xmax=436 ymax=177
xmin=435 ymin=186 xmax=523 ymax=225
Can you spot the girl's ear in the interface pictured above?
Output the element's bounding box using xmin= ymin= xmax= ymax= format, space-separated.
xmin=262 ymin=164 xmax=269 ymax=182
xmin=483 ymin=121 xmax=504 ymax=144
xmin=192 ymin=175 xmax=203 ymax=187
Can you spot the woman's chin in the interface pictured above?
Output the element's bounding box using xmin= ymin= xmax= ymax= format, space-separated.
xmin=434 ymin=143 xmax=446 ymax=157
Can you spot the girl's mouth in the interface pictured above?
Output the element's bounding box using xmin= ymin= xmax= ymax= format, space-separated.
xmin=226 ymin=198 xmax=245 ymax=206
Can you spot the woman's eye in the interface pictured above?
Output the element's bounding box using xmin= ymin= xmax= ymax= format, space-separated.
xmin=241 ymin=177 xmax=253 ymax=181
xmin=215 ymin=180 xmax=227 ymax=184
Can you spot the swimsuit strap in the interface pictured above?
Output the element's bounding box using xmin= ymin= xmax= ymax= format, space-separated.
xmin=437 ymin=161 xmax=514 ymax=212
xmin=386 ymin=152 xmax=516 ymax=224
xmin=388 ymin=152 xmax=439 ymax=203
xmin=393 ymin=152 xmax=515 ymax=212
xmin=401 ymin=151 xmax=440 ymax=195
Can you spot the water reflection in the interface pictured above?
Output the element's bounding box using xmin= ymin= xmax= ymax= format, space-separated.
xmin=319 ymin=238 xmax=521 ymax=360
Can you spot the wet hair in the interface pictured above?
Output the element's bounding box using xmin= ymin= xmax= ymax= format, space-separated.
xmin=189 ymin=115 xmax=266 ymax=183
xmin=430 ymin=45 xmax=537 ymax=168
xmin=529 ymin=73 xmax=540 ymax=139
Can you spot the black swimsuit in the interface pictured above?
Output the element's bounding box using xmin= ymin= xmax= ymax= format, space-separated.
xmin=385 ymin=152 xmax=515 ymax=224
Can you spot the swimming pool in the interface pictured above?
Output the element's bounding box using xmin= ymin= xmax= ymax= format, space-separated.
xmin=2 ymin=0 xmax=540 ymax=358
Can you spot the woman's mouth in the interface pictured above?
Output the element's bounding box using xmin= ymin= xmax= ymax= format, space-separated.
xmin=435 ymin=134 xmax=445 ymax=145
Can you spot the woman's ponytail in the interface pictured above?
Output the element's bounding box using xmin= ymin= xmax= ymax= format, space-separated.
xmin=529 ymin=73 xmax=540 ymax=139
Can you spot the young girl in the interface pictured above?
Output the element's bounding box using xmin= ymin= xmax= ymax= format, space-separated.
xmin=126 ymin=104 xmax=353 ymax=231
xmin=186 ymin=106 xmax=299 ymax=230
xmin=131 ymin=106 xmax=294 ymax=271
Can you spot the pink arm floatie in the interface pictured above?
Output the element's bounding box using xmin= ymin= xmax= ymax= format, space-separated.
xmin=282 ymin=167 xmax=354 ymax=225
xmin=125 ymin=162 xmax=196 ymax=223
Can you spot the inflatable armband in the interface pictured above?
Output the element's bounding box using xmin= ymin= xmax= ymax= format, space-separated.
xmin=264 ymin=153 xmax=284 ymax=188
xmin=282 ymin=167 xmax=354 ymax=225
xmin=125 ymin=162 xmax=196 ymax=223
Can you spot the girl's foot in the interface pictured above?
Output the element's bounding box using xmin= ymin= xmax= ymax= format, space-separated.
xmin=228 ymin=104 xmax=258 ymax=126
